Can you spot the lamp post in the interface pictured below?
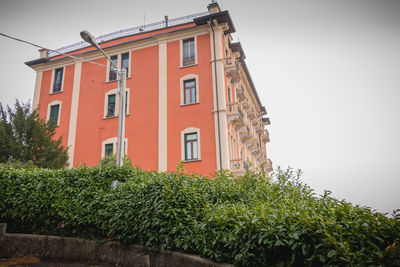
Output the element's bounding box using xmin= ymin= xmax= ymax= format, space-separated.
xmin=80 ymin=30 xmax=126 ymax=167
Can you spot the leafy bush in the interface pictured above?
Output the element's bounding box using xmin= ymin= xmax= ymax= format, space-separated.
xmin=0 ymin=165 xmax=399 ymax=266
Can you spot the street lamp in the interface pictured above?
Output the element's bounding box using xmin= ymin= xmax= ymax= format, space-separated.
xmin=80 ymin=30 xmax=127 ymax=167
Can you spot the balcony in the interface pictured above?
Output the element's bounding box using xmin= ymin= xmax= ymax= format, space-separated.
xmin=263 ymin=117 xmax=271 ymax=125
xmin=236 ymin=87 xmax=246 ymax=101
xmin=235 ymin=118 xmax=248 ymax=132
xmin=252 ymin=119 xmax=263 ymax=133
xmin=249 ymin=145 xmax=260 ymax=155
xmin=262 ymin=129 xmax=270 ymax=142
xmin=247 ymin=109 xmax=256 ymax=120
xmin=227 ymin=102 xmax=239 ymax=119
xmin=241 ymin=101 xmax=250 ymax=111
xmin=265 ymin=158 xmax=273 ymax=173
xmin=227 ymin=103 xmax=245 ymax=127
xmin=239 ymin=131 xmax=251 ymax=143
xmin=256 ymin=154 xmax=266 ymax=164
xmin=224 ymin=59 xmax=241 ymax=82
xmin=230 ymin=158 xmax=249 ymax=175
xmin=239 ymin=127 xmax=253 ymax=143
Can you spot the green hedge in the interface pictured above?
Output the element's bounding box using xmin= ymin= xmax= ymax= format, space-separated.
xmin=0 ymin=165 xmax=399 ymax=266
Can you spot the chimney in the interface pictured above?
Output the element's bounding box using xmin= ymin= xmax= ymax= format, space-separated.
xmin=165 ymin=15 xmax=168 ymax=27
xmin=207 ymin=1 xmax=221 ymax=14
xmin=39 ymin=48 xmax=48 ymax=58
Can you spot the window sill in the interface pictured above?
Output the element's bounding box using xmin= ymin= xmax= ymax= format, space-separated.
xmin=180 ymin=102 xmax=200 ymax=107
xmin=103 ymin=115 xmax=117 ymax=120
xmin=47 ymin=122 xmax=60 ymax=127
xmin=180 ymin=63 xmax=198 ymax=69
xmin=103 ymin=114 xmax=130 ymax=120
xmin=49 ymin=91 xmax=63 ymax=95
xmin=104 ymin=76 xmax=132 ymax=84
xmin=183 ymin=159 xmax=201 ymax=163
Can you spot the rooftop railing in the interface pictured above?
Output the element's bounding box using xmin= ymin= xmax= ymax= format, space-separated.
xmin=47 ymin=11 xmax=209 ymax=58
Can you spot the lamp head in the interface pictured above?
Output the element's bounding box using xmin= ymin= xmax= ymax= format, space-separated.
xmin=80 ymin=30 xmax=99 ymax=48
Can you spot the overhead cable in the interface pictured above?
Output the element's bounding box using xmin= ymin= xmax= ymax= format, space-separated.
xmin=0 ymin=32 xmax=110 ymax=69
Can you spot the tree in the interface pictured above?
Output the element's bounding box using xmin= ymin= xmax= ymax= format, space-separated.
xmin=0 ymin=100 xmax=68 ymax=168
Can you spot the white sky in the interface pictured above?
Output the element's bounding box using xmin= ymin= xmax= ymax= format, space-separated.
xmin=0 ymin=0 xmax=399 ymax=213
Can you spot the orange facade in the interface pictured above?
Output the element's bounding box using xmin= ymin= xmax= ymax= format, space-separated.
xmin=27 ymin=3 xmax=272 ymax=176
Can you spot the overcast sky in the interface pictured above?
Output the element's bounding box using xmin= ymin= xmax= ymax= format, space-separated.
xmin=0 ymin=0 xmax=399 ymax=213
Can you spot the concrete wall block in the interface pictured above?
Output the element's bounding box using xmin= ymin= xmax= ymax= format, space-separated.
xmin=0 ymin=223 xmax=232 ymax=267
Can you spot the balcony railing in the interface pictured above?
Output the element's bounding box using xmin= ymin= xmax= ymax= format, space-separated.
xmin=230 ymin=158 xmax=248 ymax=174
xmin=224 ymin=59 xmax=241 ymax=82
xmin=241 ymin=101 xmax=250 ymax=111
xmin=265 ymin=158 xmax=273 ymax=173
xmin=239 ymin=130 xmax=250 ymax=141
xmin=247 ymin=109 xmax=256 ymax=120
xmin=47 ymin=11 xmax=210 ymax=58
xmin=249 ymin=146 xmax=260 ymax=154
xmin=262 ymin=129 xmax=270 ymax=142
xmin=236 ymin=87 xmax=246 ymax=101
xmin=227 ymin=102 xmax=239 ymax=119
xmin=227 ymin=103 xmax=246 ymax=128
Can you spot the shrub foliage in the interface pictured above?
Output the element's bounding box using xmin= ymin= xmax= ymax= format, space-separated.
xmin=0 ymin=165 xmax=399 ymax=266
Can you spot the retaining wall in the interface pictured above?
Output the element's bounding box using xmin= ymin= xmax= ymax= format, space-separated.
xmin=0 ymin=223 xmax=231 ymax=267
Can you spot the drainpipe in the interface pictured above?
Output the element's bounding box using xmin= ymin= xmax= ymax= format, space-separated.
xmin=210 ymin=18 xmax=223 ymax=171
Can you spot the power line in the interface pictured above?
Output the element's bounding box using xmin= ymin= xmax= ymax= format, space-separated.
xmin=0 ymin=32 xmax=110 ymax=69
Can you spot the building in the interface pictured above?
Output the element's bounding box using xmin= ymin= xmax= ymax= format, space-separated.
xmin=25 ymin=2 xmax=272 ymax=176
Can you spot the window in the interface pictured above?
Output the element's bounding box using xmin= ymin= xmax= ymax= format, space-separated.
xmin=104 ymin=88 xmax=130 ymax=118
xmin=101 ymin=137 xmax=128 ymax=158
xmin=104 ymin=143 xmax=113 ymax=156
xmin=181 ymin=127 xmax=201 ymax=162
xmin=47 ymin=100 xmax=62 ymax=126
xmin=121 ymin=52 xmax=129 ymax=75
xmin=182 ymin=38 xmax=195 ymax=66
xmin=51 ymin=67 xmax=64 ymax=93
xmin=184 ymin=133 xmax=198 ymax=161
xmin=107 ymin=94 xmax=116 ymax=117
xmin=107 ymin=52 xmax=130 ymax=82
xmin=49 ymin=104 xmax=60 ymax=125
xmin=109 ymin=55 xmax=118 ymax=81
xmin=184 ymin=79 xmax=196 ymax=104
xmin=180 ymin=74 xmax=199 ymax=105
xmin=225 ymin=48 xmax=230 ymax=64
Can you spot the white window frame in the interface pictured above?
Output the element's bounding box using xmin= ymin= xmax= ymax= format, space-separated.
xmin=104 ymin=88 xmax=130 ymax=118
xmin=181 ymin=127 xmax=201 ymax=162
xmin=106 ymin=51 xmax=132 ymax=82
xmin=47 ymin=100 xmax=62 ymax=126
xmin=101 ymin=137 xmax=128 ymax=158
xmin=49 ymin=66 xmax=66 ymax=94
xmin=180 ymin=36 xmax=198 ymax=68
xmin=180 ymin=74 xmax=199 ymax=106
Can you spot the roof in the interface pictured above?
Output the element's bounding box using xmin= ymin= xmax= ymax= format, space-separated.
xmin=25 ymin=58 xmax=48 ymax=67
xmin=193 ymin=10 xmax=236 ymax=34
xmin=263 ymin=117 xmax=271 ymax=125
xmin=229 ymin=42 xmax=246 ymax=59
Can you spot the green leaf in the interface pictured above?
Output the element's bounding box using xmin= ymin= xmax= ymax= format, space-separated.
xmin=327 ymin=250 xmax=337 ymax=258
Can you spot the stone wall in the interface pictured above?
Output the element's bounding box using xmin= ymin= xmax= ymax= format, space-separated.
xmin=0 ymin=223 xmax=231 ymax=267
